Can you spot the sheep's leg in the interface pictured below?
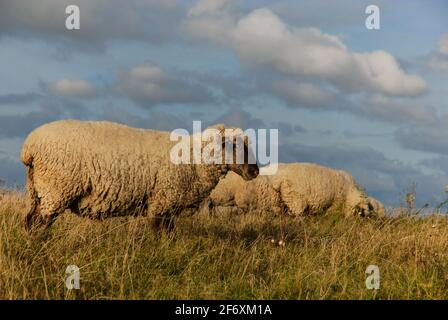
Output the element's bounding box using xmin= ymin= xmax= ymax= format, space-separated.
xmin=31 ymin=191 xmax=71 ymax=230
xmin=285 ymin=200 xmax=309 ymax=216
xmin=24 ymin=201 xmax=41 ymax=231
xmin=25 ymin=202 xmax=59 ymax=231
xmin=150 ymin=214 xmax=175 ymax=233
xmin=24 ymin=166 xmax=41 ymax=231
xmin=148 ymin=197 xmax=178 ymax=233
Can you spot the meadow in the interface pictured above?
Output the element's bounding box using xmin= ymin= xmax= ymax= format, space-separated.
xmin=1 ymin=189 xmax=448 ymax=300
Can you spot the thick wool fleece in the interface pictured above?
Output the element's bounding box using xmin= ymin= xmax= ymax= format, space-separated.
xmin=210 ymin=163 xmax=381 ymax=217
xmin=21 ymin=120 xmax=255 ymax=222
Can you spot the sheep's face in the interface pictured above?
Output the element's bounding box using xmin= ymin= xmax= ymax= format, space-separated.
xmin=223 ymin=134 xmax=259 ymax=181
xmin=367 ymin=197 xmax=385 ymax=217
xmin=351 ymin=197 xmax=384 ymax=217
xmin=347 ymin=189 xmax=371 ymax=217
xmin=352 ymin=202 xmax=370 ymax=217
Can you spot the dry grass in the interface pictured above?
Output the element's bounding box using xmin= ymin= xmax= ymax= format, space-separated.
xmin=1 ymin=189 xmax=448 ymax=299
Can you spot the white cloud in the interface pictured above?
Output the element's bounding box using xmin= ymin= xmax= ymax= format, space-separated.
xmin=185 ymin=5 xmax=426 ymax=97
xmin=48 ymin=79 xmax=96 ymax=97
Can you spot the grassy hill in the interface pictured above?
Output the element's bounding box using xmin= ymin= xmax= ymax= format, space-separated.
xmin=1 ymin=190 xmax=448 ymax=299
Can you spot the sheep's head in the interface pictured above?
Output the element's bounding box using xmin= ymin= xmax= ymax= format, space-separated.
xmin=348 ymin=190 xmax=384 ymax=218
xmin=205 ymin=124 xmax=259 ymax=181
xmin=225 ymin=139 xmax=259 ymax=181
xmin=346 ymin=187 xmax=371 ymax=217
xmin=366 ymin=196 xmax=385 ymax=217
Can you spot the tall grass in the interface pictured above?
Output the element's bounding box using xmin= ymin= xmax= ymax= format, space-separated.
xmin=1 ymin=190 xmax=448 ymax=299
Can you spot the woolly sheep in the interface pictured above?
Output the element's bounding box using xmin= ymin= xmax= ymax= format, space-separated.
xmin=209 ymin=163 xmax=383 ymax=217
xmin=22 ymin=120 xmax=259 ymax=231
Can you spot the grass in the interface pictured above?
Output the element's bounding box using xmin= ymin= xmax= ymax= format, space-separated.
xmin=1 ymin=190 xmax=448 ymax=299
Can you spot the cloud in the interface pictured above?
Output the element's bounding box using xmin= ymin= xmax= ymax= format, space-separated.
xmin=0 ymin=108 xmax=61 ymax=139
xmin=395 ymin=124 xmax=448 ymax=156
xmin=420 ymin=156 xmax=448 ymax=176
xmin=0 ymin=93 xmax=43 ymax=105
xmin=48 ymin=79 xmax=96 ymax=97
xmin=185 ymin=5 xmax=427 ymax=97
xmin=269 ymin=80 xmax=338 ymax=108
xmin=269 ymin=0 xmax=372 ymax=29
xmin=115 ymin=64 xmax=213 ymax=107
xmin=0 ymin=98 xmax=89 ymax=138
xmin=357 ymin=95 xmax=438 ymax=125
xmin=428 ymin=33 xmax=448 ymax=73
xmin=212 ymin=106 xmax=266 ymax=129
xmin=99 ymin=105 xmax=191 ymax=132
xmin=0 ymin=156 xmax=25 ymax=187
xmin=0 ymin=0 xmax=182 ymax=50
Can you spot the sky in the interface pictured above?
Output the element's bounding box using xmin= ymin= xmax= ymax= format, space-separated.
xmin=0 ymin=0 xmax=448 ymax=207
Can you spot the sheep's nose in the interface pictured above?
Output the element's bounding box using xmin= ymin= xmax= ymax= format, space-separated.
xmin=251 ymin=167 xmax=259 ymax=177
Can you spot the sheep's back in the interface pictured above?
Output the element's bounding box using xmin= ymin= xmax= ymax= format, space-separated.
xmin=273 ymin=163 xmax=351 ymax=214
xmin=22 ymin=120 xmax=171 ymax=216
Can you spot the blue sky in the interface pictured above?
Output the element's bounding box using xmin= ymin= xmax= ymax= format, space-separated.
xmin=0 ymin=0 xmax=448 ymax=206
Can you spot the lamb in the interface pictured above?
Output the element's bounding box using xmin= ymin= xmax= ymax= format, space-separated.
xmin=21 ymin=120 xmax=259 ymax=231
xmin=209 ymin=163 xmax=384 ymax=217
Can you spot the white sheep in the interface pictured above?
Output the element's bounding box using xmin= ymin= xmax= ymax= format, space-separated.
xmin=209 ymin=163 xmax=384 ymax=217
xmin=21 ymin=120 xmax=259 ymax=231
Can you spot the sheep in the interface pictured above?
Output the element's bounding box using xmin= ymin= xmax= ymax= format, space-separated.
xmin=209 ymin=163 xmax=383 ymax=218
xmin=21 ymin=120 xmax=259 ymax=231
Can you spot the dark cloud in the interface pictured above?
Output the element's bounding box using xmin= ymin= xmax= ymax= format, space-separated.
xmin=0 ymin=0 xmax=183 ymax=51
xmin=270 ymin=0 xmax=377 ymax=29
xmin=274 ymin=121 xmax=306 ymax=136
xmin=0 ymin=156 xmax=25 ymax=187
xmin=268 ymin=79 xmax=339 ymax=109
xmin=0 ymin=97 xmax=88 ymax=138
xmin=355 ymin=95 xmax=438 ymax=126
xmin=212 ymin=106 xmax=266 ymax=129
xmin=99 ymin=106 xmax=191 ymax=132
xmin=276 ymin=121 xmax=293 ymax=136
xmin=115 ymin=64 xmax=214 ymax=108
xmin=395 ymin=127 xmax=448 ymax=154
xmin=395 ymin=123 xmax=448 ymax=155
xmin=0 ymin=109 xmax=61 ymax=139
xmin=420 ymin=157 xmax=448 ymax=175
xmin=294 ymin=124 xmax=307 ymax=133
xmin=0 ymin=93 xmax=43 ymax=105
